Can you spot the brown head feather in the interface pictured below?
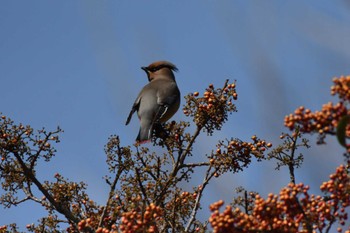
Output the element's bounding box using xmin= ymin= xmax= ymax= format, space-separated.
xmin=142 ymin=61 xmax=178 ymax=73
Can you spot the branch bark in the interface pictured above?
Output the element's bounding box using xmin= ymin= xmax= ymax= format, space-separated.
xmin=12 ymin=151 xmax=79 ymax=224
xmin=185 ymin=165 xmax=216 ymax=232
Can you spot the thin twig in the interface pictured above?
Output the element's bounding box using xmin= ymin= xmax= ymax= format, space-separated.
xmin=137 ymin=147 xmax=158 ymax=181
xmin=180 ymin=126 xmax=201 ymax=164
xmin=295 ymin=197 xmax=313 ymax=233
xmin=155 ymin=126 xmax=202 ymax=205
xmin=244 ymin=190 xmax=249 ymax=214
xmin=180 ymin=162 xmax=210 ymax=168
xmin=289 ymin=129 xmax=299 ymax=184
xmin=12 ymin=151 xmax=79 ymax=225
xmin=134 ymin=168 xmax=150 ymax=205
xmin=98 ymin=168 xmax=124 ymax=228
xmin=99 ymin=138 xmax=125 ymax=228
xmin=185 ymin=165 xmax=216 ymax=232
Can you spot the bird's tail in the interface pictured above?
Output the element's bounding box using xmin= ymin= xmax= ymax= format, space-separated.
xmin=136 ymin=126 xmax=152 ymax=144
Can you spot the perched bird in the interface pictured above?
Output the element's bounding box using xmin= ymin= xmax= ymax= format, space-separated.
xmin=126 ymin=61 xmax=181 ymax=143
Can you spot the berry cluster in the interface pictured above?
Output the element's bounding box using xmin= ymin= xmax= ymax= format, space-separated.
xmin=331 ymin=76 xmax=350 ymax=101
xmin=209 ymin=164 xmax=350 ymax=233
xmin=209 ymin=200 xmax=235 ymax=233
xmin=153 ymin=120 xmax=191 ymax=149
xmin=77 ymin=217 xmax=118 ymax=233
xmin=0 ymin=224 xmax=18 ymax=233
xmin=209 ymin=136 xmax=272 ymax=176
xmin=165 ymin=190 xmax=196 ymax=211
xmin=119 ymin=203 xmax=163 ymax=233
xmin=319 ymin=164 xmax=350 ymax=228
xmin=183 ymin=80 xmax=237 ymax=135
xmin=284 ymin=76 xmax=350 ymax=145
xmin=284 ymin=103 xmax=348 ymax=136
xmin=76 ymin=203 xmax=164 ymax=233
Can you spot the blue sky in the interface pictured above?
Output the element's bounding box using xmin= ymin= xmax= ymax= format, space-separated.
xmin=1 ymin=1 xmax=350 ymax=229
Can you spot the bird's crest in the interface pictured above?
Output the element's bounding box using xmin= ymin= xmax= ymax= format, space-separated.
xmin=144 ymin=61 xmax=178 ymax=73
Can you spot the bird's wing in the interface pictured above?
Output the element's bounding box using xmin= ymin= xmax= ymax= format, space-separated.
xmin=153 ymin=82 xmax=180 ymax=123
xmin=157 ymin=82 xmax=180 ymax=106
xmin=125 ymin=96 xmax=141 ymax=125
xmin=153 ymin=105 xmax=169 ymax=123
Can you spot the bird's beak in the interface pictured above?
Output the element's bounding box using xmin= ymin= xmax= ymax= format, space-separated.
xmin=141 ymin=67 xmax=148 ymax=72
xmin=141 ymin=67 xmax=151 ymax=81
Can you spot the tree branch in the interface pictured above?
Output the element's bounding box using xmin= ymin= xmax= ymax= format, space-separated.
xmin=288 ymin=130 xmax=299 ymax=184
xmin=12 ymin=151 xmax=79 ymax=225
xmin=99 ymin=138 xmax=125 ymax=228
xmin=155 ymin=126 xmax=202 ymax=205
xmin=134 ymin=167 xmax=150 ymax=205
xmin=185 ymin=165 xmax=216 ymax=232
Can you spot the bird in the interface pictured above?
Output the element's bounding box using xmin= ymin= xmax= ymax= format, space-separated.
xmin=126 ymin=61 xmax=181 ymax=143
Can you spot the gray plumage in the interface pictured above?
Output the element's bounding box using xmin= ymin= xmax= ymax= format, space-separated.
xmin=126 ymin=61 xmax=180 ymax=143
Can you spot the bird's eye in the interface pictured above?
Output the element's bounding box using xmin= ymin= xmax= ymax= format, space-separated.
xmin=149 ymin=67 xmax=159 ymax=72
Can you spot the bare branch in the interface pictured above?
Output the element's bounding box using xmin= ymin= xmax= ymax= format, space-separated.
xmin=134 ymin=167 xmax=150 ymax=205
xmin=99 ymin=137 xmax=126 ymax=228
xmin=180 ymin=162 xmax=210 ymax=168
xmin=288 ymin=130 xmax=299 ymax=184
xmin=155 ymin=126 xmax=202 ymax=205
xmin=5 ymin=141 xmax=80 ymax=227
xmin=185 ymin=164 xmax=216 ymax=232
